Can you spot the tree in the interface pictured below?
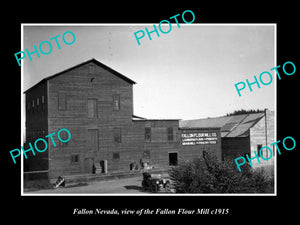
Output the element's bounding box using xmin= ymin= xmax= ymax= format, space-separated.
xmin=226 ymin=109 xmax=264 ymax=116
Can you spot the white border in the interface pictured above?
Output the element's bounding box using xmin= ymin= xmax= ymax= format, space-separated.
xmin=21 ymin=23 xmax=277 ymax=196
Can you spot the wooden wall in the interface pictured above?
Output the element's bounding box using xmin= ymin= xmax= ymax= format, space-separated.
xmin=24 ymin=81 xmax=48 ymax=173
xmin=222 ymin=137 xmax=250 ymax=160
xmin=250 ymin=110 xmax=275 ymax=168
xmin=179 ymin=128 xmax=222 ymax=162
xmin=47 ymin=61 xmax=135 ymax=178
xmin=25 ymin=60 xmax=223 ymax=179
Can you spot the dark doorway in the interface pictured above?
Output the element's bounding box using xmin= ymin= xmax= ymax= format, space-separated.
xmin=169 ymin=152 xmax=178 ymax=166
xmin=100 ymin=160 xmax=108 ymax=173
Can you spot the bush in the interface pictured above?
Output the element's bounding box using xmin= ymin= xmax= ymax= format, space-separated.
xmin=169 ymin=152 xmax=274 ymax=193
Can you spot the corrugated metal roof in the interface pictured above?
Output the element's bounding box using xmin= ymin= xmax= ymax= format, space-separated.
xmin=179 ymin=116 xmax=232 ymax=129
xmin=180 ymin=113 xmax=264 ymax=138
xmin=225 ymin=113 xmax=264 ymax=137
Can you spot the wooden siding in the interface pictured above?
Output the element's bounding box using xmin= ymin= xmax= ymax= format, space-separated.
xmin=47 ymin=61 xmax=134 ymax=178
xmin=250 ymin=110 xmax=275 ymax=168
xmin=25 ymin=81 xmax=48 ymax=132
xmin=25 ymin=60 xmax=223 ymax=179
xmin=24 ymin=81 xmax=48 ymax=173
xmin=222 ymin=137 xmax=250 ymax=160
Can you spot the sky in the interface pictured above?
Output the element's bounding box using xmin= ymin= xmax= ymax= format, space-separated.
xmin=23 ymin=24 xmax=275 ymax=120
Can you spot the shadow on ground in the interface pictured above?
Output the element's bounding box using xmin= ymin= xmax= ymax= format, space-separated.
xmin=124 ymin=185 xmax=144 ymax=191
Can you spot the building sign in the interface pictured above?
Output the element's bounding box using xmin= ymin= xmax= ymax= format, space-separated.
xmin=181 ymin=132 xmax=218 ymax=145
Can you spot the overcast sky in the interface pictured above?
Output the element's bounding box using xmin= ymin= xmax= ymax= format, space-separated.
xmin=23 ymin=24 xmax=275 ymax=120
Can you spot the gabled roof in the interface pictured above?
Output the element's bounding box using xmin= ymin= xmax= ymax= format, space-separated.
xmin=179 ymin=113 xmax=265 ymax=138
xmin=24 ymin=58 xmax=136 ymax=93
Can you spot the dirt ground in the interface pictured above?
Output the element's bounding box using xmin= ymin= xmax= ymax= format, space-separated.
xmin=24 ymin=173 xmax=171 ymax=195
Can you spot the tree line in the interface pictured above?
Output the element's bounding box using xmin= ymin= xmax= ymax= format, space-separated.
xmin=225 ymin=109 xmax=264 ymax=116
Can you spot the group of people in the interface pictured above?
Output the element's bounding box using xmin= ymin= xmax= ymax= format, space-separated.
xmin=130 ymin=158 xmax=150 ymax=171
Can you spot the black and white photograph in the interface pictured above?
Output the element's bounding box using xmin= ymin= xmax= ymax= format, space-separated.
xmin=3 ymin=4 xmax=298 ymax=222
xmin=21 ymin=24 xmax=276 ymax=195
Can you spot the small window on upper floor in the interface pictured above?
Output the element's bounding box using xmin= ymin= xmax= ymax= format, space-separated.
xmin=36 ymin=97 xmax=39 ymax=112
xmin=32 ymin=99 xmax=35 ymax=113
xmin=87 ymin=98 xmax=98 ymax=118
xmin=167 ymin=127 xmax=174 ymax=141
xmin=58 ymin=94 xmax=66 ymax=111
xmin=89 ymin=64 xmax=95 ymax=74
xmin=113 ymin=128 xmax=122 ymax=143
xmin=41 ymin=95 xmax=45 ymax=111
xmin=27 ymin=102 xmax=30 ymax=114
xmin=145 ymin=127 xmax=151 ymax=142
xmin=112 ymin=94 xmax=120 ymax=111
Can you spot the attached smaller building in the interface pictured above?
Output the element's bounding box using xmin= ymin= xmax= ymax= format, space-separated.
xmin=132 ymin=118 xmax=222 ymax=169
xmin=180 ymin=109 xmax=275 ymax=170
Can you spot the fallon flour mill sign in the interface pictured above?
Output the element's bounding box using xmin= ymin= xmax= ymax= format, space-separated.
xmin=181 ymin=132 xmax=218 ymax=145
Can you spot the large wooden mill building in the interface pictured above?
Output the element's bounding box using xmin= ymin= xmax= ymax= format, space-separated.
xmin=24 ymin=59 xmax=222 ymax=180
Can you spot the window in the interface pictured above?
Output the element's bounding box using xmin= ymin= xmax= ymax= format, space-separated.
xmin=58 ymin=94 xmax=66 ymax=110
xmin=112 ymin=152 xmax=120 ymax=160
xmin=257 ymin=144 xmax=263 ymax=157
xmin=27 ymin=102 xmax=30 ymax=114
xmin=88 ymin=129 xmax=99 ymax=150
xmin=89 ymin=64 xmax=95 ymax=74
xmin=71 ymin=155 xmax=79 ymax=163
xmin=167 ymin=127 xmax=174 ymax=141
xmin=41 ymin=95 xmax=45 ymax=111
xmin=145 ymin=127 xmax=151 ymax=142
xmin=113 ymin=128 xmax=122 ymax=143
xmin=36 ymin=98 xmax=39 ymax=112
xmin=258 ymin=145 xmax=270 ymax=158
xmin=87 ymin=99 xmax=97 ymax=118
xmin=112 ymin=94 xmax=120 ymax=110
xmin=59 ymin=130 xmax=69 ymax=147
xmin=151 ymin=127 xmax=167 ymax=142
xmin=32 ymin=99 xmax=35 ymax=113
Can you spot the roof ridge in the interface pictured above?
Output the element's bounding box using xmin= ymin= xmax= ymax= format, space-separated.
xmin=24 ymin=58 xmax=136 ymax=93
